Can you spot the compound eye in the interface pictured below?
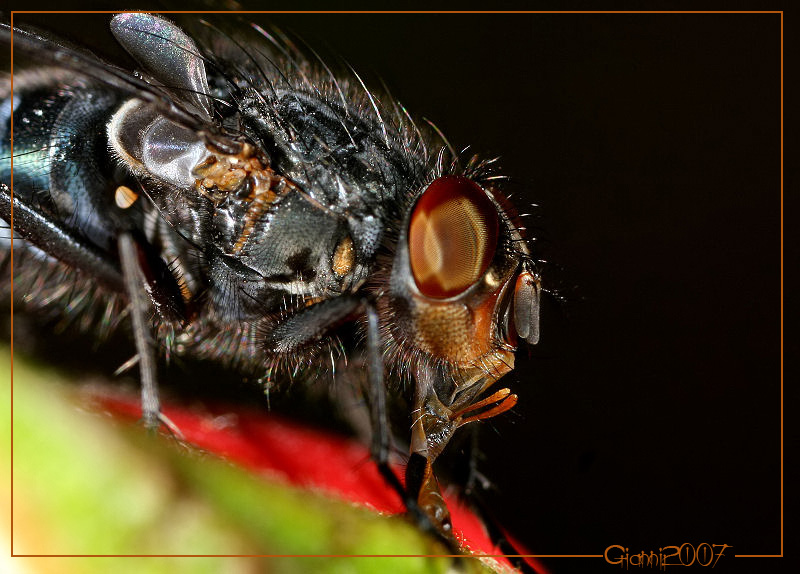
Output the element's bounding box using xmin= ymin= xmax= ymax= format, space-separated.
xmin=408 ymin=176 xmax=499 ymax=298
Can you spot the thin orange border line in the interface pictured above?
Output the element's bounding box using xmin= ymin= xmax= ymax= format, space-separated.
xmin=736 ymin=8 xmax=785 ymax=560
xmin=7 ymin=9 xmax=783 ymax=564
xmin=6 ymin=10 xmax=785 ymax=14
xmin=11 ymin=554 xmax=605 ymax=558
xmin=8 ymin=9 xmax=14 ymax=561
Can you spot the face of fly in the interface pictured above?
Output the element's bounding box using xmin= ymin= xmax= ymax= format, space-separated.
xmin=383 ymin=175 xmax=541 ymax=460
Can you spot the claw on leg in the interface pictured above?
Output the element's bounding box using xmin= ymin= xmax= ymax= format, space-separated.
xmin=416 ymin=460 xmax=453 ymax=535
xmin=405 ymin=452 xmax=454 ymax=539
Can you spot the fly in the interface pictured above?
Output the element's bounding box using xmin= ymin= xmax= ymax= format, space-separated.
xmin=0 ymin=13 xmax=543 ymax=565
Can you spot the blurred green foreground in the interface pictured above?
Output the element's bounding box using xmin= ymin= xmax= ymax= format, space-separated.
xmin=1 ymin=347 xmax=503 ymax=574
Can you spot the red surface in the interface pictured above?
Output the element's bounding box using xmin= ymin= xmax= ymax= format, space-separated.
xmin=91 ymin=390 xmax=547 ymax=573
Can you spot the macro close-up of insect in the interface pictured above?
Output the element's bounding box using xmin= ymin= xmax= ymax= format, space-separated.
xmin=1 ymin=9 xmax=545 ymax=572
xmin=1 ymin=9 xmax=782 ymax=574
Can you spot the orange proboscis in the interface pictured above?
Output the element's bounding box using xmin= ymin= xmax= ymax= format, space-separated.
xmin=450 ymin=387 xmax=518 ymax=426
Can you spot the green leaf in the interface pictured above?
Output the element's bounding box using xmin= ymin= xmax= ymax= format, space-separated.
xmin=2 ymin=347 xmax=505 ymax=574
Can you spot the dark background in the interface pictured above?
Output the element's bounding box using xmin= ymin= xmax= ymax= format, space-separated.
xmin=3 ymin=9 xmax=784 ymax=574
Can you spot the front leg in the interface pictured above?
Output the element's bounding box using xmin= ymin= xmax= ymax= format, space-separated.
xmin=361 ymin=304 xmax=464 ymax=553
xmin=263 ymin=295 xmax=396 ymax=482
xmin=405 ymin=365 xmax=520 ymax=548
xmin=263 ymin=296 xmax=461 ymax=549
xmin=406 ymin=367 xmax=458 ymax=539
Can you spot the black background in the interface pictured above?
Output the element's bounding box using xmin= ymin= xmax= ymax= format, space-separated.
xmin=4 ymin=9 xmax=785 ymax=574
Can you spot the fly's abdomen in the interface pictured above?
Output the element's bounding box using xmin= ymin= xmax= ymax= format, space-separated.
xmin=1 ymin=69 xmax=131 ymax=252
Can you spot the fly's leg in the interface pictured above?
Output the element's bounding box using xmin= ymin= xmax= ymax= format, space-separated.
xmin=363 ymin=303 xmax=404 ymax=495
xmin=362 ymin=304 xmax=426 ymax=521
xmin=469 ymin=494 xmax=538 ymax=574
xmin=265 ymin=297 xmax=461 ymax=551
xmin=404 ymin=398 xmax=458 ymax=548
xmin=459 ymin=426 xmax=538 ymax=574
xmin=363 ymin=304 xmax=462 ymax=553
xmin=261 ymin=295 xmax=401 ymax=499
xmin=404 ymin=452 xmax=453 ymax=537
xmin=2 ymin=191 xmax=182 ymax=433
xmin=118 ymin=232 xmax=161 ymax=430
xmin=263 ymin=295 xmax=363 ymax=354
xmin=118 ymin=228 xmax=187 ymax=434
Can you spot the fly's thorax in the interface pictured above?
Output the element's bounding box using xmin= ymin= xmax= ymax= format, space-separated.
xmin=108 ymin=97 xmax=378 ymax=316
xmin=196 ymin=147 xmax=376 ymax=312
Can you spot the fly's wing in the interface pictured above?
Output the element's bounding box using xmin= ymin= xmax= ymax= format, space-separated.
xmin=0 ymin=15 xmax=225 ymax=328
xmin=0 ymin=17 xmax=215 ymax=244
xmin=110 ymin=13 xmax=214 ymax=121
xmin=0 ymin=20 xmax=213 ymax=133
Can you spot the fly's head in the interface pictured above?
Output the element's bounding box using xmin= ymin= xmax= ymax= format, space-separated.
xmin=385 ymin=174 xmax=541 ymax=460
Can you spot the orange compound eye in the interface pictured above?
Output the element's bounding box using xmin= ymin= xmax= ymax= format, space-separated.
xmin=408 ymin=176 xmax=499 ymax=298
